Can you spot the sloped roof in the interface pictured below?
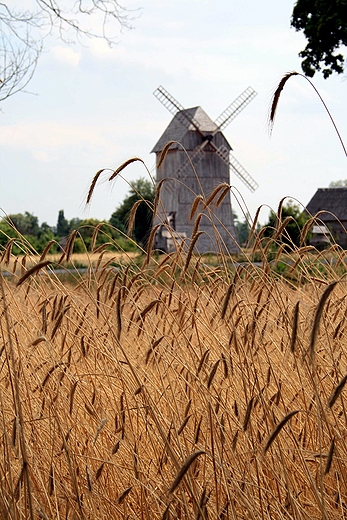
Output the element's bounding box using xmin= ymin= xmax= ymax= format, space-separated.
xmin=306 ymin=188 xmax=347 ymax=221
xmin=152 ymin=106 xmax=229 ymax=153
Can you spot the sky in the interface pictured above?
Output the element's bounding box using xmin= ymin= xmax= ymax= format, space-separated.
xmin=0 ymin=0 xmax=346 ymax=228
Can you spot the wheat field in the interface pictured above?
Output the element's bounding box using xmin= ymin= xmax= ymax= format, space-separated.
xmin=1 ymin=215 xmax=347 ymax=520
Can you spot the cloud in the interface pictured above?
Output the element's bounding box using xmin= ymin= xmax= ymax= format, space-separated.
xmin=85 ymin=21 xmax=305 ymax=88
xmin=0 ymin=119 xmax=159 ymax=171
xmin=0 ymin=121 xmax=122 ymax=169
xmin=51 ymin=46 xmax=82 ymax=66
xmin=0 ymin=122 xmax=113 ymax=150
xmin=32 ymin=149 xmax=51 ymax=163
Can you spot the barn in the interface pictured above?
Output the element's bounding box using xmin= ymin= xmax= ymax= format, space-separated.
xmin=305 ymin=187 xmax=347 ymax=248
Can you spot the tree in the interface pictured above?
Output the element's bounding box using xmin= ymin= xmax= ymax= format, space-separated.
xmin=291 ymin=0 xmax=347 ymax=78
xmin=56 ymin=209 xmax=70 ymax=237
xmin=109 ymin=178 xmax=155 ymax=247
xmin=233 ymin=214 xmax=251 ymax=247
xmin=75 ymin=218 xmax=118 ymax=250
xmin=0 ymin=212 xmax=59 ymax=253
xmin=0 ymin=0 xmax=134 ymax=102
xmin=263 ymin=200 xmax=309 ymax=249
xmin=7 ymin=211 xmax=39 ymax=236
xmin=329 ymin=179 xmax=347 ymax=187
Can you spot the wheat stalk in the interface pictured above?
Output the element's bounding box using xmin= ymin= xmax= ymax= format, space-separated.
xmin=264 ymin=410 xmax=299 ymax=453
xmin=16 ymin=260 xmax=52 ymax=287
xmin=109 ymin=157 xmax=144 ymax=181
xmin=310 ymin=282 xmax=338 ymax=360
xmin=87 ymin=168 xmax=105 ymax=204
xmin=169 ymin=451 xmax=205 ymax=494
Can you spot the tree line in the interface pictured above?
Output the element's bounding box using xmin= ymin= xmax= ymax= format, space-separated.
xmin=0 ymin=179 xmax=155 ymax=255
xmin=1 ymin=177 xmax=313 ymax=256
xmin=0 ymin=209 xmax=122 ymax=255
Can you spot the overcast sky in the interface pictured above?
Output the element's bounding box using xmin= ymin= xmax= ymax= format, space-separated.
xmin=1 ymin=0 xmax=346 ymax=228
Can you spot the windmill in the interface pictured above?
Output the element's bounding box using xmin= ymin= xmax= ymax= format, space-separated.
xmin=151 ymin=85 xmax=258 ymax=254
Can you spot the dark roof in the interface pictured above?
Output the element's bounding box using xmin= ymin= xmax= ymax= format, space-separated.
xmin=306 ymin=188 xmax=347 ymax=221
xmin=151 ymin=106 xmax=231 ymax=153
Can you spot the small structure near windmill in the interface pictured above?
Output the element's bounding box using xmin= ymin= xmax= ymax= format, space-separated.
xmin=306 ymin=187 xmax=347 ymax=248
xmin=151 ymin=86 xmax=258 ymax=254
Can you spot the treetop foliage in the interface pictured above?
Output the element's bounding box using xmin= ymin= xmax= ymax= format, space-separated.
xmin=0 ymin=179 xmax=155 ymax=255
xmin=329 ymin=179 xmax=347 ymax=187
xmin=0 ymin=209 xmax=118 ymax=254
xmin=109 ymin=178 xmax=155 ymax=247
xmin=263 ymin=200 xmax=309 ymax=249
xmin=291 ymin=0 xmax=347 ymax=78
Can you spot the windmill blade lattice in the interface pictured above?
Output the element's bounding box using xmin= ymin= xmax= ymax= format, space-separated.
xmin=229 ymin=153 xmax=259 ymax=193
xmin=214 ymin=87 xmax=257 ymax=131
xmin=154 ymin=85 xmax=185 ymax=114
xmin=153 ymin=85 xmax=258 ymax=193
xmin=176 ymin=142 xmax=206 ymax=179
xmin=167 ymin=140 xmax=229 ymax=194
xmin=213 ymin=144 xmax=230 ymax=164
xmin=154 ymin=86 xmax=201 ymax=131
xmin=165 ymin=141 xmax=207 ymax=194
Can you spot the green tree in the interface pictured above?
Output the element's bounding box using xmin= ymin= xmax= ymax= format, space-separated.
xmin=263 ymin=201 xmax=309 ymax=249
xmin=234 ymin=215 xmax=251 ymax=247
xmin=109 ymin=178 xmax=155 ymax=247
xmin=8 ymin=212 xmax=39 ymax=236
xmin=69 ymin=218 xmax=83 ymax=231
xmin=36 ymin=222 xmax=57 ymax=253
xmin=0 ymin=218 xmax=18 ymax=247
xmin=0 ymin=213 xmax=57 ymax=254
xmin=291 ymin=0 xmax=347 ymax=78
xmin=329 ymin=179 xmax=347 ymax=187
xmin=75 ymin=218 xmax=118 ymax=250
xmin=56 ymin=210 xmax=70 ymax=237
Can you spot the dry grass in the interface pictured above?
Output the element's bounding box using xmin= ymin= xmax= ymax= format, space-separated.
xmin=1 ymin=208 xmax=347 ymax=519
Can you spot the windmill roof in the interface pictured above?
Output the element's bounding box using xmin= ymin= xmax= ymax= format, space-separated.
xmin=306 ymin=188 xmax=347 ymax=221
xmin=152 ymin=106 xmax=229 ymax=153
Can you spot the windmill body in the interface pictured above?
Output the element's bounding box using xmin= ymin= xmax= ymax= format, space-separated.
xmin=152 ymin=86 xmax=258 ymax=254
xmin=152 ymin=107 xmax=238 ymax=253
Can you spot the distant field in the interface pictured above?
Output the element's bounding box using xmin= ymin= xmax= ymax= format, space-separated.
xmin=1 ymin=250 xmax=139 ymax=273
xmin=1 ymin=230 xmax=347 ymax=519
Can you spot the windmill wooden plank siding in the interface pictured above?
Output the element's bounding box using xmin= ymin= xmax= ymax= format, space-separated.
xmin=306 ymin=188 xmax=347 ymax=247
xmin=152 ymin=106 xmax=238 ymax=254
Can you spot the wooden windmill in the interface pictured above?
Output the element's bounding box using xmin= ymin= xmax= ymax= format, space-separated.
xmin=151 ymin=85 xmax=258 ymax=254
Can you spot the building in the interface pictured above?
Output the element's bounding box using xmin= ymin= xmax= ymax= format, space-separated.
xmin=151 ymin=106 xmax=239 ymax=254
xmin=305 ymin=188 xmax=347 ymax=248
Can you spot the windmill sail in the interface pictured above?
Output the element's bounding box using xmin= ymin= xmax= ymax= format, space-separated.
xmin=214 ymin=87 xmax=257 ymax=131
xmin=154 ymin=85 xmax=258 ymax=193
xmin=154 ymin=86 xmax=201 ymax=131
xmin=229 ymin=154 xmax=259 ymax=193
xmin=153 ymin=85 xmax=185 ymax=114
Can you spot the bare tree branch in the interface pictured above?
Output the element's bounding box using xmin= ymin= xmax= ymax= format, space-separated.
xmin=0 ymin=0 xmax=136 ymax=102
